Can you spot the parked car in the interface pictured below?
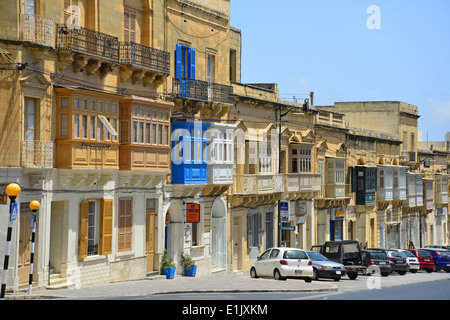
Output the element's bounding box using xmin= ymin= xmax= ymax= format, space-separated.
xmin=369 ymin=248 xmax=409 ymax=275
xmin=420 ymin=249 xmax=450 ymax=272
xmin=361 ymin=250 xmax=391 ymax=276
xmin=404 ymin=249 xmax=434 ymax=273
xmin=425 ymin=244 xmax=450 ymax=250
xmin=305 ymin=250 xmax=347 ymax=281
xmin=250 ymin=247 xmax=313 ymax=282
xmin=397 ymin=249 xmax=420 ymax=273
xmin=315 ymin=240 xmax=362 ymax=280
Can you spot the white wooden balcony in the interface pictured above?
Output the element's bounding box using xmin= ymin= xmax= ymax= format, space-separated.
xmin=378 ymin=166 xmax=393 ymax=202
xmin=406 ymin=173 xmax=423 ymax=207
xmin=423 ymin=179 xmax=434 ymax=210
xmin=285 ymin=173 xmax=321 ymax=192
xmin=393 ymin=167 xmax=407 ymax=200
xmin=435 ymin=175 xmax=448 ymax=206
xmin=21 ymin=141 xmax=53 ymax=168
xmin=207 ymin=163 xmax=233 ymax=185
xmin=233 ymin=174 xmax=284 ymax=195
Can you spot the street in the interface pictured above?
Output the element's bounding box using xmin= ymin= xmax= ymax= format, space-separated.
xmin=147 ymin=270 xmax=450 ymax=300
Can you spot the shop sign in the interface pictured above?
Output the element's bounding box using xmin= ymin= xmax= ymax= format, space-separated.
xmin=186 ymin=203 xmax=200 ymax=223
xmin=331 ymin=207 xmax=345 ymax=221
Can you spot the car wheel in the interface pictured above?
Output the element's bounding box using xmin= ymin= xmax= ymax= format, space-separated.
xmin=312 ymin=268 xmax=319 ymax=281
xmin=381 ymin=272 xmax=389 ymax=277
xmin=274 ymin=269 xmax=285 ymax=281
xmin=348 ymin=272 xmax=358 ymax=280
xmin=410 ymin=269 xmax=418 ymax=273
xmin=426 ymin=269 xmax=433 ymax=273
xmin=333 ymin=277 xmax=341 ymax=281
xmin=250 ymin=267 xmax=258 ymax=279
xmin=398 ymin=271 xmax=407 ymax=275
xmin=304 ymin=278 xmax=312 ymax=283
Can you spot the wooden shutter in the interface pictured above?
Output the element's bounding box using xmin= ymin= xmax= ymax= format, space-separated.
xmin=118 ymin=198 xmax=133 ymax=252
xmin=257 ymin=213 xmax=263 ymax=247
xmin=175 ymin=44 xmax=182 ymax=79
xmin=79 ymin=200 xmax=89 ymax=259
xmin=124 ymin=10 xmax=136 ymax=43
xmin=100 ymin=199 xmax=113 ymax=255
xmin=189 ymin=47 xmax=196 ymax=79
xmin=247 ymin=213 xmax=253 ymax=248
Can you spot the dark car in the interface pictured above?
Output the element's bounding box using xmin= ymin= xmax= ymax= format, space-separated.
xmin=404 ymin=249 xmax=434 ymax=273
xmin=361 ymin=250 xmax=391 ymax=276
xmin=316 ymin=240 xmax=362 ymax=280
xmin=305 ymin=250 xmax=347 ymax=281
xmin=421 ymin=249 xmax=450 ymax=272
xmin=370 ymin=248 xmax=409 ymax=275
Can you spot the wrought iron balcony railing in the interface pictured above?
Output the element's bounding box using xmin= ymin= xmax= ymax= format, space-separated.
xmin=120 ymin=42 xmax=170 ymax=74
xmin=22 ymin=14 xmax=54 ymax=47
xmin=173 ymin=78 xmax=233 ymax=104
xmin=21 ymin=141 xmax=53 ymax=168
xmin=56 ymin=24 xmax=119 ymax=62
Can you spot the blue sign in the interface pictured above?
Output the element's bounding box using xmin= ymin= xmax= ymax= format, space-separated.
xmin=30 ymin=215 xmax=36 ymax=229
xmin=280 ymin=201 xmax=289 ymax=222
xmin=10 ymin=202 xmax=18 ymax=221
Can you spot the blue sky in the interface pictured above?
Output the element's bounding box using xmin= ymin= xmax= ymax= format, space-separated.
xmin=229 ymin=0 xmax=450 ymax=141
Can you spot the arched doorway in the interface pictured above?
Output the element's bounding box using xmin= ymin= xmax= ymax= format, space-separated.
xmin=165 ymin=201 xmax=184 ymax=270
xmin=211 ymin=197 xmax=227 ymax=271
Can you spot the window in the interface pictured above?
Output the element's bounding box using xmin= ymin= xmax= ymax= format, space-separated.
xmin=247 ymin=209 xmax=262 ymax=248
xmin=130 ymin=105 xmax=170 ymax=146
xmin=335 ymin=160 xmax=345 ymax=184
xmin=22 ymin=0 xmax=36 ymax=15
xmin=229 ymin=49 xmax=236 ymax=82
xmin=290 ymin=146 xmax=312 ymax=173
xmin=124 ymin=9 xmax=137 ymax=43
xmin=61 ymin=95 xmax=119 ymax=142
xmin=79 ymin=199 xmax=113 ymax=259
xmin=118 ymin=198 xmax=133 ymax=253
xmin=175 ymin=44 xmax=196 ymax=80
xmin=87 ymin=200 xmax=99 ymax=256
xmin=24 ymin=98 xmax=36 ymax=141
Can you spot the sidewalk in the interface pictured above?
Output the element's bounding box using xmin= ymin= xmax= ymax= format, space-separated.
xmin=3 ymin=273 xmax=338 ymax=300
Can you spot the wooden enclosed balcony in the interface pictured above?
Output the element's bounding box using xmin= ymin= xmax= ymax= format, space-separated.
xmin=233 ymin=174 xmax=284 ymax=195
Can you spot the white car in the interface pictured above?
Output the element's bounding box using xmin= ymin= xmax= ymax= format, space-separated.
xmin=250 ymin=247 xmax=313 ymax=282
xmin=398 ymin=249 xmax=420 ymax=273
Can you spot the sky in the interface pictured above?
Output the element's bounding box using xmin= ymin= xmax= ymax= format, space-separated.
xmin=229 ymin=0 xmax=450 ymax=141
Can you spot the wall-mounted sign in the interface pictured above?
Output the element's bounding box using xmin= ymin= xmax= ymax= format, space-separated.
xmin=186 ymin=203 xmax=200 ymax=223
xmin=331 ymin=207 xmax=346 ymax=221
xmin=280 ymin=201 xmax=289 ymax=222
xmin=436 ymin=207 xmax=447 ymax=216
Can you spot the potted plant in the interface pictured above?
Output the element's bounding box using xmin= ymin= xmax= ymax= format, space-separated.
xmin=160 ymin=250 xmax=176 ymax=279
xmin=181 ymin=252 xmax=197 ymax=277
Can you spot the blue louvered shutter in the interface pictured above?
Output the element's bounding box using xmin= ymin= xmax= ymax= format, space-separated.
xmin=175 ymin=44 xmax=182 ymax=79
xmin=189 ymin=47 xmax=196 ymax=79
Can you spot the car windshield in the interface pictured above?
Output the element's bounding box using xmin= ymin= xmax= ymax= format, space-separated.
xmin=418 ymin=251 xmax=432 ymax=257
xmin=388 ymin=251 xmax=405 ymax=258
xmin=401 ymin=251 xmax=415 ymax=258
xmin=370 ymin=252 xmax=387 ymax=259
xmin=438 ymin=251 xmax=449 ymax=257
xmin=283 ymin=250 xmax=307 ymax=259
xmin=307 ymin=251 xmax=329 ymax=261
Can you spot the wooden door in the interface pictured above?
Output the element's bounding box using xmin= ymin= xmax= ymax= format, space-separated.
xmin=232 ymin=217 xmax=242 ymax=271
xmin=18 ymin=212 xmax=37 ymax=286
xmin=146 ymin=210 xmax=156 ymax=272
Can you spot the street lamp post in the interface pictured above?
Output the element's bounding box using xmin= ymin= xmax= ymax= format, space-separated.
xmin=28 ymin=200 xmax=40 ymax=295
xmin=1 ymin=183 xmax=21 ymax=299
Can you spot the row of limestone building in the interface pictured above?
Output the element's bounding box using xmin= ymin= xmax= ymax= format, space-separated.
xmin=0 ymin=0 xmax=448 ymax=292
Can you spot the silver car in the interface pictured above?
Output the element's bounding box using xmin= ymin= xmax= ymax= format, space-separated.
xmin=306 ymin=250 xmax=347 ymax=281
xmin=398 ymin=249 xmax=420 ymax=273
xmin=250 ymin=247 xmax=313 ymax=282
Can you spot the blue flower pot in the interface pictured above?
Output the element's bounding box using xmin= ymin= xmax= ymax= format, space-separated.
xmin=184 ymin=265 xmax=197 ymax=277
xmin=162 ymin=267 xmax=176 ymax=279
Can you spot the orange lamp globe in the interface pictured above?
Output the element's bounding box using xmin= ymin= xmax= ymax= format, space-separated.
xmin=5 ymin=183 xmax=21 ymax=197
xmin=30 ymin=201 xmax=40 ymax=211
